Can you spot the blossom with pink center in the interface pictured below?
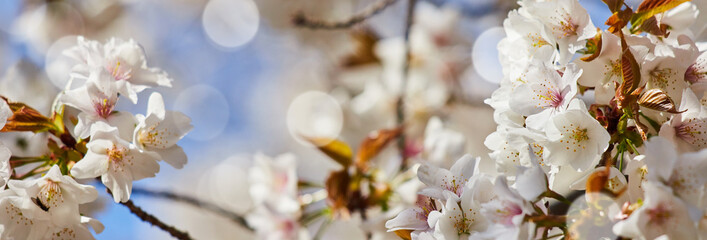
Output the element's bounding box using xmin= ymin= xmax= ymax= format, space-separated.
xmin=63 ymin=37 xmax=172 ymax=104
xmin=71 ymin=122 xmax=161 ymax=203
xmin=613 ymin=182 xmax=697 ymax=239
xmin=60 ymin=69 xmax=136 ymax=140
xmin=133 ymin=93 xmax=193 ymax=169
xmin=417 ymin=154 xmax=478 ymax=201
xmin=509 ymin=61 xmax=581 ymax=130
xmin=660 ymin=89 xmax=707 ymax=152
xmin=249 ymin=153 xmax=300 ymax=215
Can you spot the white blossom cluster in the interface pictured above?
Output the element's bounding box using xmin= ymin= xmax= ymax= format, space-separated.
xmin=0 ymin=37 xmax=192 ymax=239
xmin=386 ymin=155 xmax=550 ymax=239
xmin=385 ymin=0 xmax=707 ymax=239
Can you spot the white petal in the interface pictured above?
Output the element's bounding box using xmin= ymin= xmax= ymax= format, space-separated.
xmin=147 ymin=92 xmax=166 ymax=119
xmin=156 ymin=146 xmax=188 ymax=169
xmin=386 ymin=208 xmax=428 ymax=231
xmin=70 ymin=151 xmax=109 ymax=179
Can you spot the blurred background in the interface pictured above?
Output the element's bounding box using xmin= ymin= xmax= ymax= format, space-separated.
xmin=0 ymin=0 xmax=636 ymax=239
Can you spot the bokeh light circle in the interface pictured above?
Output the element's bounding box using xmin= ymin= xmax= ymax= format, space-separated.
xmin=202 ymin=0 xmax=260 ymax=49
xmin=286 ymin=91 xmax=344 ymax=146
xmin=173 ymin=85 xmax=230 ymax=141
xmin=472 ymin=27 xmax=505 ymax=84
xmin=16 ymin=2 xmax=84 ymax=54
xmin=45 ymin=35 xmax=80 ymax=89
xmin=566 ymin=192 xmax=620 ymax=239
xmin=206 ymin=155 xmax=252 ymax=212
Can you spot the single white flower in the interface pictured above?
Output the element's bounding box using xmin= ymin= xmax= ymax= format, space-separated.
xmin=133 ymin=92 xmax=193 ymax=169
xmin=249 ymin=153 xmax=300 ymax=214
xmin=430 ymin=175 xmax=492 ymax=240
xmin=643 ymin=136 xmax=707 ymax=207
xmin=659 ymin=2 xmax=699 ymax=36
xmin=522 ymin=0 xmax=596 ymax=64
xmin=7 ymin=165 xmax=98 ymax=228
xmin=60 ymin=69 xmax=137 ymax=140
xmin=424 ymin=117 xmax=466 ymax=167
xmin=71 ymin=123 xmax=160 ymax=203
xmin=417 ymin=154 xmax=478 ymax=201
xmin=659 ymin=89 xmax=707 ymax=152
xmin=482 ymin=177 xmax=531 ymax=227
xmin=499 ymin=9 xmax=556 ymax=64
xmin=544 ymin=100 xmax=610 ymax=171
xmin=575 ymin=31 xmax=623 ymax=105
xmin=613 ymin=182 xmax=698 ymax=240
xmin=476 ymin=177 xmax=536 ymax=240
xmin=640 ymin=35 xmax=698 ymax=105
xmin=0 ymin=189 xmax=52 ymax=240
xmin=510 ymin=61 xmax=581 ymax=130
xmin=64 ymin=37 xmax=172 ymax=103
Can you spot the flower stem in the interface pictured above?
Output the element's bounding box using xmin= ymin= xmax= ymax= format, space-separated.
xmin=106 ymin=189 xmax=193 ymax=240
xmin=130 ymin=187 xmax=254 ymax=231
xmin=293 ymin=0 xmax=399 ymax=29
xmin=397 ymin=0 xmax=417 ymax=169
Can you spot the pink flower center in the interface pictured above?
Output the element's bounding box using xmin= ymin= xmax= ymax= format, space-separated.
xmin=534 ymin=86 xmax=565 ymax=109
xmin=647 ymin=203 xmax=672 ymax=226
xmin=495 ymin=201 xmax=524 ymax=226
xmin=415 ymin=196 xmax=437 ymax=221
xmin=675 ymin=119 xmax=707 ymax=149
xmin=94 ymin=98 xmax=115 ymax=119
xmin=685 ymin=59 xmax=707 ymax=84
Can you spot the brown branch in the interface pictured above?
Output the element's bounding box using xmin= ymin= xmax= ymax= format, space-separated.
xmin=293 ymin=0 xmax=399 ymax=29
xmin=106 ymin=189 xmax=193 ymax=240
xmin=397 ymin=0 xmax=417 ymax=168
xmin=131 ymin=187 xmax=254 ymax=231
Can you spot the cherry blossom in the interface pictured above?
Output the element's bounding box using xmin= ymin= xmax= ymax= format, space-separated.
xmin=417 ymin=154 xmax=478 ymax=201
xmin=60 ymin=69 xmax=137 ymax=140
xmin=133 ymin=92 xmax=193 ymax=169
xmin=6 ymin=165 xmax=98 ymax=229
xmin=660 ymin=89 xmax=707 ymax=152
xmin=521 ymin=0 xmax=596 ymax=64
xmin=249 ymin=153 xmax=300 ymax=214
xmin=71 ymin=122 xmax=160 ymax=203
xmin=613 ymin=182 xmax=698 ymax=240
xmin=510 ymin=61 xmax=581 ymax=130
xmin=544 ymin=100 xmax=610 ymax=171
xmin=64 ymin=37 xmax=172 ymax=103
xmin=642 ymin=136 xmax=707 ymax=207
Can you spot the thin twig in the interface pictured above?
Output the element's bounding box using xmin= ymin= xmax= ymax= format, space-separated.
xmin=293 ymin=0 xmax=399 ymax=29
xmin=106 ymin=189 xmax=193 ymax=240
xmin=397 ymin=0 xmax=417 ymax=168
xmin=131 ymin=187 xmax=254 ymax=231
